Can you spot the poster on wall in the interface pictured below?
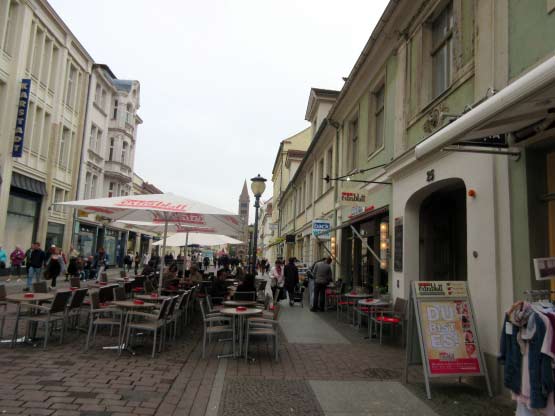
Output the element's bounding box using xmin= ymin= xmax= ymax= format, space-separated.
xmin=404 ymin=281 xmax=492 ymax=399
xmin=533 ymin=257 xmax=555 ymax=280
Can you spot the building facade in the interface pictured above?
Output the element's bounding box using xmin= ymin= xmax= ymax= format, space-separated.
xmin=73 ymin=63 xmax=142 ymax=265
xmin=271 ymin=0 xmax=555 ymax=390
xmin=270 ymin=127 xmax=311 ymax=261
xmin=258 ymin=198 xmax=273 ymax=263
xmin=0 ymin=0 xmax=93 ymax=254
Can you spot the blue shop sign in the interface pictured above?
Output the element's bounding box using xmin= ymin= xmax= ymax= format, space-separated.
xmin=312 ymin=219 xmax=331 ymax=239
xmin=12 ymin=79 xmax=31 ymax=158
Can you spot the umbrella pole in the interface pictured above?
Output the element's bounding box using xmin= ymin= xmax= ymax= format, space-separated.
xmin=159 ymin=214 xmax=169 ymax=295
xmin=185 ymin=232 xmax=189 ymax=271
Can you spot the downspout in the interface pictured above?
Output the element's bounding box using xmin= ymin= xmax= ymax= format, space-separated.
xmin=73 ymin=67 xmax=93 ymax=247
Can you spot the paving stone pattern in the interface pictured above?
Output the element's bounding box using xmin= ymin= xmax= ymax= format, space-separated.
xmin=219 ymin=377 xmax=324 ymax=416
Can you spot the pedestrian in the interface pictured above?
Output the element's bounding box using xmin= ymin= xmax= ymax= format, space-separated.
xmin=203 ymin=256 xmax=210 ymax=271
xmin=92 ymin=247 xmax=109 ymax=279
xmin=133 ymin=252 xmax=141 ymax=275
xmin=124 ymin=251 xmax=133 ymax=273
xmin=45 ymin=247 xmax=65 ymax=289
xmin=67 ymin=245 xmax=80 ymax=278
xmin=25 ymin=242 xmax=46 ymax=291
xmin=283 ymin=257 xmax=299 ymax=306
xmin=308 ymin=258 xmax=325 ymax=308
xmin=311 ymin=257 xmax=333 ymax=312
xmin=269 ymin=259 xmax=284 ymax=300
xmin=83 ymin=256 xmax=93 ymax=280
xmin=142 ymin=252 xmax=149 ymax=268
xmin=9 ymin=245 xmax=25 ymax=278
xmin=0 ymin=245 xmax=7 ymax=269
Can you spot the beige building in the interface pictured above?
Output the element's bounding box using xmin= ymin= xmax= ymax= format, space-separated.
xmin=277 ymin=89 xmax=339 ymax=266
xmin=258 ymin=198 xmax=273 ymax=263
xmin=270 ymin=126 xmax=311 ymax=261
xmin=0 ymin=0 xmax=93 ymax=253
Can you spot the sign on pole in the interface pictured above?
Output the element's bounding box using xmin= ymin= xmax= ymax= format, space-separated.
xmin=404 ymin=281 xmax=492 ymax=399
xmin=12 ymin=79 xmax=32 ymax=158
xmin=312 ymin=219 xmax=331 ymax=239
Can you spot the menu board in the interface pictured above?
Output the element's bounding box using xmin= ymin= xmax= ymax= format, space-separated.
xmin=404 ymin=281 xmax=491 ymax=399
xmin=393 ymin=217 xmax=403 ymax=272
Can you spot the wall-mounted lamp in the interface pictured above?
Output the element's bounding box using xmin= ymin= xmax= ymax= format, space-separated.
xmin=379 ymin=221 xmax=389 ymax=270
xmin=468 ymin=189 xmax=477 ymax=198
xmin=330 ymin=236 xmax=336 ymax=259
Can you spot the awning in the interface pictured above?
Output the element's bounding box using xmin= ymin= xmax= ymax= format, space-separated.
xmin=11 ymin=172 xmax=47 ymax=195
xmin=325 ymin=206 xmax=389 ymax=235
xmin=415 ymin=55 xmax=555 ymax=159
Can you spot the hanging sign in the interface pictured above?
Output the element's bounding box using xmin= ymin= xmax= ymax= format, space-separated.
xmin=12 ymin=79 xmax=32 ymax=158
xmin=312 ymin=219 xmax=331 ymax=239
xmin=404 ymin=281 xmax=492 ymax=399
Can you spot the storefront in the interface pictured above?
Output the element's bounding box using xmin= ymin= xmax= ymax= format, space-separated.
xmin=103 ymin=228 xmax=119 ymax=266
xmin=140 ymin=234 xmax=151 ymax=256
xmin=5 ymin=173 xmax=46 ymax=250
xmin=45 ymin=222 xmax=65 ymax=249
xmin=127 ymin=231 xmax=137 ymax=254
xmin=339 ymin=207 xmax=389 ymax=292
xmin=75 ymin=222 xmax=98 ymax=258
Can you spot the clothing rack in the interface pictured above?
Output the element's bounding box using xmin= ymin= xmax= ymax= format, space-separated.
xmin=523 ymin=289 xmax=555 ymax=302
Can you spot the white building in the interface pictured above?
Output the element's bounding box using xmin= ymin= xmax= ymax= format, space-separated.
xmin=0 ymin=0 xmax=93 ymax=253
xmin=74 ymin=64 xmax=142 ymax=264
xmin=258 ymin=198 xmax=274 ymax=264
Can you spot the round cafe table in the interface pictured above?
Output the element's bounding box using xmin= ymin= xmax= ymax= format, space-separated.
xmin=219 ymin=307 xmax=263 ymax=358
xmin=5 ymin=293 xmax=55 ymax=346
xmin=6 ymin=293 xmax=54 ymax=303
xmin=343 ymin=293 xmax=372 ymax=325
xmin=358 ymin=298 xmax=391 ymax=339
xmin=223 ymin=300 xmax=257 ymax=307
xmin=134 ymin=294 xmax=170 ymax=303
xmin=107 ymin=300 xmax=157 ymax=354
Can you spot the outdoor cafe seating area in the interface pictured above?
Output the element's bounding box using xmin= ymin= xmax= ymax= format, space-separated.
xmin=0 ymin=272 xmax=279 ymax=361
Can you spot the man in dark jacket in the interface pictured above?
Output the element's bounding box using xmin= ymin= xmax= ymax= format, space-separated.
xmin=312 ymin=257 xmax=333 ymax=311
xmin=284 ymin=257 xmax=299 ymax=306
xmin=25 ymin=242 xmax=46 ymax=291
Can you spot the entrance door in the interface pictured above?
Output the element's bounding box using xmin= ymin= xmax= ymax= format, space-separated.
xmin=419 ymin=182 xmax=467 ymax=281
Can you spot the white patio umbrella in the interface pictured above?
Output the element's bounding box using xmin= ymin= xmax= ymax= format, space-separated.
xmin=56 ymin=193 xmax=241 ymax=293
xmin=152 ymin=232 xmax=243 ymax=247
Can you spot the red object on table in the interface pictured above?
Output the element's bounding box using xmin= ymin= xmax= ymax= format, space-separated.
xmin=99 ymin=282 xmax=107 ymax=286
xmin=133 ymin=300 xmax=144 ymax=305
xmin=375 ymin=316 xmax=401 ymax=324
xmin=350 ymin=291 xmax=357 ymax=295
xmin=24 ymin=293 xmax=34 ymax=298
xmin=132 ymin=287 xmax=142 ymax=292
xmin=99 ymin=303 xmax=109 ymax=307
xmin=70 ymin=287 xmax=78 ymax=291
xmin=150 ymin=294 xmax=159 ymax=299
xmin=236 ymin=306 xmax=247 ymax=312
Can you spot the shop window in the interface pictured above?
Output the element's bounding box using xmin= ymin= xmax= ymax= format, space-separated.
xmin=45 ymin=222 xmax=65 ymax=249
xmin=431 ymin=2 xmax=454 ymax=99
xmin=6 ymin=192 xmax=40 ymax=251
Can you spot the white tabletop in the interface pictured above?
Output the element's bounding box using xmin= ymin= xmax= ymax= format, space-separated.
xmin=220 ymin=307 xmax=263 ymax=316
xmin=6 ymin=293 xmax=54 ymax=302
xmin=358 ymin=298 xmax=390 ymax=306
xmin=344 ymin=293 xmax=372 ymax=299
xmin=223 ymin=300 xmax=257 ymax=307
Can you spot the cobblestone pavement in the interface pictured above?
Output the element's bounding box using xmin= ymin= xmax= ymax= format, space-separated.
xmin=219 ymin=378 xmax=324 ymax=416
xmin=0 ymin=276 xmax=515 ymax=416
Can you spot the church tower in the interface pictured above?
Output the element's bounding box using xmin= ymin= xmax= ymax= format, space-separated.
xmin=238 ymin=180 xmax=250 ymax=226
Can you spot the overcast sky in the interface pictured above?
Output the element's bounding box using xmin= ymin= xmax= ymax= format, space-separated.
xmin=49 ymin=0 xmax=388 ymax=219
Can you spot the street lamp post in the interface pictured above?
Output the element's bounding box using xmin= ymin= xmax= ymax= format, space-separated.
xmin=250 ymin=174 xmax=266 ymax=275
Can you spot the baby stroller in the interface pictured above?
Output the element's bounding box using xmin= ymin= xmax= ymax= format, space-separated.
xmin=292 ymin=284 xmax=305 ymax=307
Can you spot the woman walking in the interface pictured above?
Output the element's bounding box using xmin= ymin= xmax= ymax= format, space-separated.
xmin=269 ymin=259 xmax=284 ymax=301
xmin=45 ymin=248 xmax=65 ymax=288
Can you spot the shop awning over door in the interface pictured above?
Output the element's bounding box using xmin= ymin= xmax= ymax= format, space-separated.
xmin=11 ymin=172 xmax=47 ymax=195
xmin=415 ymin=55 xmax=555 ymax=159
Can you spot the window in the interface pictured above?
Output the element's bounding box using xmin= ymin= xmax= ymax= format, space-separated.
xmin=96 ymin=128 xmax=103 ymax=153
xmin=126 ymin=103 xmax=132 ymax=124
xmin=41 ymin=38 xmax=52 ymax=86
xmin=431 ymin=2 xmax=453 ymax=98
xmin=369 ymin=85 xmax=385 ymax=155
xmin=94 ymin=84 xmax=101 ymax=104
xmin=108 ymin=182 xmax=115 ymax=198
xmin=112 ymin=99 xmax=118 ymax=119
xmin=49 ymin=46 xmax=59 ymax=89
xmin=91 ymin=175 xmax=98 ymax=199
xmin=101 ymin=89 xmax=107 ymax=110
xmin=326 ymin=148 xmax=333 ymax=191
xmin=121 ymin=142 xmax=128 ymax=165
xmin=31 ymin=105 xmax=43 ymax=154
xmin=41 ymin=113 xmax=51 ymax=157
xmin=52 ymin=187 xmax=67 ymax=213
xmin=31 ymin=27 xmax=44 ymax=78
xmin=348 ymin=116 xmax=359 ymax=172
xmin=89 ymin=125 xmax=97 ymax=151
xmin=84 ymin=172 xmax=91 ymax=199
xmin=1 ymin=1 xmax=17 ymax=55
xmin=108 ymin=138 xmax=114 ymax=161
xmin=25 ymin=101 xmax=35 ymax=151
xmin=58 ymin=127 xmax=70 ymax=169
xmin=307 ymin=171 xmax=313 ymax=206
xmin=65 ymin=64 xmax=77 ymax=107
xmin=317 ymin=159 xmax=324 ymax=196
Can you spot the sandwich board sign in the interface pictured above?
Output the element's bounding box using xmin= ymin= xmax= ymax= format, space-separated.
xmin=403 ymin=281 xmax=492 ymax=399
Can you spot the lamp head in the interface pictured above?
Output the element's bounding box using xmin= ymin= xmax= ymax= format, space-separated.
xmin=250 ymin=174 xmax=267 ymax=197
